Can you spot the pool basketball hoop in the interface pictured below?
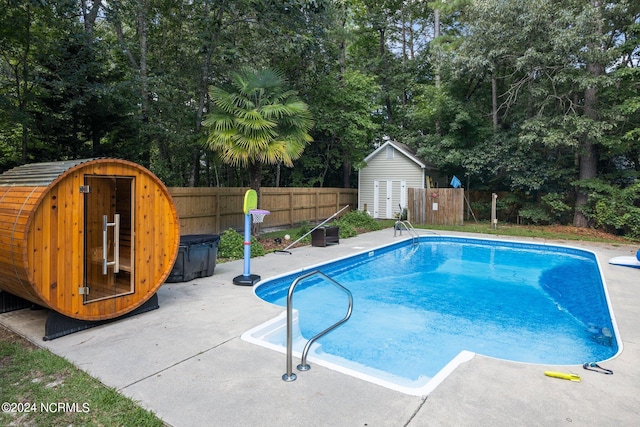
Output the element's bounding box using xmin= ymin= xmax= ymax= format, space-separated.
xmin=233 ymin=190 xmax=267 ymax=286
xmin=249 ymin=209 xmax=270 ymax=224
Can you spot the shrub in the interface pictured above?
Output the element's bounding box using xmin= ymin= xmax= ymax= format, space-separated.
xmin=579 ymin=180 xmax=640 ymax=239
xmin=336 ymin=209 xmax=381 ymax=231
xmin=293 ymin=221 xmax=312 ymax=244
xmin=470 ymin=200 xmax=490 ymax=220
xmin=335 ymin=222 xmax=357 ymax=238
xmin=218 ymin=228 xmax=265 ymax=259
xmin=496 ymin=193 xmax=522 ymax=222
xmin=518 ymin=193 xmax=572 ymax=225
xmin=518 ymin=206 xmax=551 ymax=224
xmin=540 ymin=193 xmax=572 ymax=223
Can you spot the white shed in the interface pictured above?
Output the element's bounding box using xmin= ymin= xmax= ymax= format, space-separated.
xmin=358 ymin=140 xmax=441 ymax=219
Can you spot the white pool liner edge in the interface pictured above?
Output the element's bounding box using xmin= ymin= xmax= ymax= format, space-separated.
xmin=241 ymin=310 xmax=476 ymax=396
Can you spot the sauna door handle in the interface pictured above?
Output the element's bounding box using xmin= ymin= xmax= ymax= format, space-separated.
xmin=102 ymin=214 xmax=121 ymax=275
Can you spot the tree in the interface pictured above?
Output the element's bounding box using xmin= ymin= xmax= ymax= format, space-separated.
xmin=202 ymin=68 xmax=313 ymax=197
xmin=0 ymin=0 xmax=48 ymax=165
xmin=0 ymin=0 xmax=138 ymax=168
xmin=308 ymin=70 xmax=380 ymax=187
xmin=430 ymin=0 xmax=640 ymax=227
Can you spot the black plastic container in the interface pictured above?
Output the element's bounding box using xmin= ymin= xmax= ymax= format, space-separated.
xmin=166 ymin=234 xmax=220 ymax=283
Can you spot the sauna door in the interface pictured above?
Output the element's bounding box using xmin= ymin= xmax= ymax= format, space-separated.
xmin=83 ymin=176 xmax=134 ymax=304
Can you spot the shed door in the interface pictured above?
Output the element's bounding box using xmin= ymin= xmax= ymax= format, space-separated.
xmin=373 ymin=180 xmax=406 ymax=219
xmin=385 ymin=181 xmax=394 ymax=218
xmin=83 ymin=176 xmax=134 ymax=304
xmin=373 ymin=181 xmax=383 ymax=218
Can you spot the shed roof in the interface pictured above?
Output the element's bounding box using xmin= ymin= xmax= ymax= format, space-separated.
xmin=363 ymin=140 xmax=438 ymax=171
xmin=0 ymin=159 xmax=98 ymax=187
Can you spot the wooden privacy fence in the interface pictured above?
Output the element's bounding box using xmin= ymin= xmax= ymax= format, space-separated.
xmin=168 ymin=187 xmax=357 ymax=235
xmin=408 ymin=188 xmax=464 ymax=226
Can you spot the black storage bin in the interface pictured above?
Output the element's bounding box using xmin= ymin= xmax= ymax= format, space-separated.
xmin=166 ymin=234 xmax=220 ymax=283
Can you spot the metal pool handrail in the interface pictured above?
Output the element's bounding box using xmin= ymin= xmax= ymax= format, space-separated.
xmin=394 ymin=220 xmax=419 ymax=245
xmin=282 ymin=270 xmax=353 ymax=382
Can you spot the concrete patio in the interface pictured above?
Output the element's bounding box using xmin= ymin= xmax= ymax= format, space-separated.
xmin=1 ymin=228 xmax=639 ymax=426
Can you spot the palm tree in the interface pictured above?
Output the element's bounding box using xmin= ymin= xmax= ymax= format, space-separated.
xmin=202 ymin=68 xmax=313 ymax=197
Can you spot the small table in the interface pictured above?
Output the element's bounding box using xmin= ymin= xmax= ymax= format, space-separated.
xmin=311 ymin=226 xmax=340 ymax=247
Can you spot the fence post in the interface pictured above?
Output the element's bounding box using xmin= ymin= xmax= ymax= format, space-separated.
xmin=289 ymin=192 xmax=294 ymax=227
xmin=215 ymin=192 xmax=220 ymax=234
xmin=491 ymin=193 xmax=498 ymax=229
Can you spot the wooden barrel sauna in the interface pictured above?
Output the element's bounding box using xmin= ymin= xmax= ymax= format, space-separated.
xmin=0 ymin=158 xmax=180 ymax=321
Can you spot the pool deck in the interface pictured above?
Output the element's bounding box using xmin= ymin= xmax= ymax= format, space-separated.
xmin=1 ymin=229 xmax=639 ymax=426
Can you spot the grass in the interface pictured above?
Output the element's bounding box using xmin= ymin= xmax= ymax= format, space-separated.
xmin=260 ymin=226 xmax=311 ymax=242
xmin=0 ymin=328 xmax=165 ymax=427
xmin=0 ymin=221 xmax=634 ymax=426
xmin=410 ymin=221 xmax=638 ymax=244
xmin=262 ymin=220 xmax=637 ymax=245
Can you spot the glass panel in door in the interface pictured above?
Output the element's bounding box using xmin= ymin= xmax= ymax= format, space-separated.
xmin=84 ymin=176 xmax=134 ymax=303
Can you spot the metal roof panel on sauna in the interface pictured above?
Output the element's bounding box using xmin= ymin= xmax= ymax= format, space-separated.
xmin=0 ymin=159 xmax=180 ymax=334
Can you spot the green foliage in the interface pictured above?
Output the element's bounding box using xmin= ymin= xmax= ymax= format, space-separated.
xmin=518 ymin=193 xmax=572 ymax=225
xmin=0 ymin=339 xmax=163 ymax=426
xmin=334 ymin=221 xmax=357 ymax=238
xmin=2 ymin=0 xmax=640 ymax=239
xmin=495 ymin=193 xmax=523 ymax=222
xmin=517 ymin=206 xmax=551 ymax=225
xmin=540 ymin=193 xmax=572 ymax=222
xmin=307 ymin=69 xmax=381 ymax=186
xmin=218 ymin=228 xmax=265 ymax=259
xmin=203 ymin=68 xmax=313 ymax=169
xmin=428 ymin=0 xmax=640 ymax=232
xmin=335 ymin=210 xmax=381 ymax=231
xmin=293 ymin=221 xmax=312 ymax=244
xmin=470 ymin=200 xmax=491 ymax=220
xmin=578 ymin=180 xmax=640 ymax=238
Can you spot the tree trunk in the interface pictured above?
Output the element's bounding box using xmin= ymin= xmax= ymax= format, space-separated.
xmin=138 ymin=0 xmax=151 ymax=167
xmin=248 ymin=161 xmax=262 ymax=202
xmin=573 ymin=64 xmax=601 ymax=227
xmin=573 ymin=1 xmax=604 ymax=227
xmin=434 ymin=8 xmax=440 ymax=86
xmin=342 ymin=156 xmax=351 ymax=188
xmin=434 ymin=8 xmax=441 ymax=136
xmin=189 ymin=4 xmax=222 ymax=187
xmin=18 ymin=3 xmax=33 ymax=164
xmin=81 ymin=0 xmax=101 ymax=38
xmin=492 ymin=74 xmax=498 ymax=133
xmin=188 ymin=146 xmax=200 ymax=187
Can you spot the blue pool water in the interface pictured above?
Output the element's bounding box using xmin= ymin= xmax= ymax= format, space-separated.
xmin=246 ymin=236 xmax=619 ymax=394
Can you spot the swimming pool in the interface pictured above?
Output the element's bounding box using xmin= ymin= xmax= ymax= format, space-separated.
xmin=242 ymin=236 xmax=620 ymax=395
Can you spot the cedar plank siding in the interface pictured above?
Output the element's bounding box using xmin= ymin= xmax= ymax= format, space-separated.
xmin=0 ymin=159 xmax=179 ymax=322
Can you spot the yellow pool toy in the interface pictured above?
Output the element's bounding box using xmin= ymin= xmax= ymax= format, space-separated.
xmin=544 ymin=371 xmax=581 ymax=382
